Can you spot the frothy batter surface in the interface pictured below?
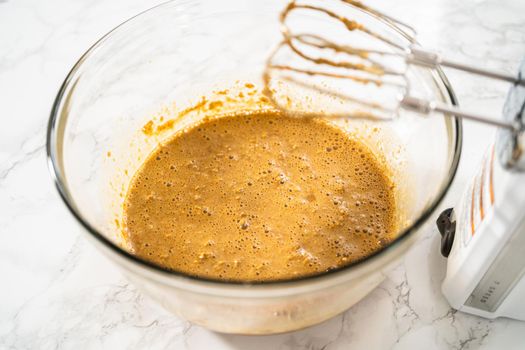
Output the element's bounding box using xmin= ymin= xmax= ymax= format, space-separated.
xmin=123 ymin=110 xmax=396 ymax=281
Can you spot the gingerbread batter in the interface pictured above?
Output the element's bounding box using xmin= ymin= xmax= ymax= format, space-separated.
xmin=123 ymin=110 xmax=396 ymax=281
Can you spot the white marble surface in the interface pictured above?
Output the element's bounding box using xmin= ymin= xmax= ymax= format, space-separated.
xmin=1 ymin=0 xmax=525 ymax=348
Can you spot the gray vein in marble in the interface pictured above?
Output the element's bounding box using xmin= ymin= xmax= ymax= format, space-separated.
xmin=0 ymin=142 xmax=44 ymax=183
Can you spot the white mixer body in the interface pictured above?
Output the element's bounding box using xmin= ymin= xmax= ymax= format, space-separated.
xmin=442 ymin=144 xmax=525 ymax=320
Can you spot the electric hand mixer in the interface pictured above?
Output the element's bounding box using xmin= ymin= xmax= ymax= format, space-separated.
xmin=264 ymin=0 xmax=525 ymax=320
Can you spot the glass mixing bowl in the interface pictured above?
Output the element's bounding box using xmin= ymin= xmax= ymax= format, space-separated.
xmin=47 ymin=0 xmax=461 ymax=334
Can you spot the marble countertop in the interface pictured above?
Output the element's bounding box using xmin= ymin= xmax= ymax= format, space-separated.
xmin=1 ymin=0 xmax=525 ymax=348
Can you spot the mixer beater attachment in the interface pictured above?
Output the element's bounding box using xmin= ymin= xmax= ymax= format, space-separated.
xmin=263 ymin=0 xmax=524 ymax=131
